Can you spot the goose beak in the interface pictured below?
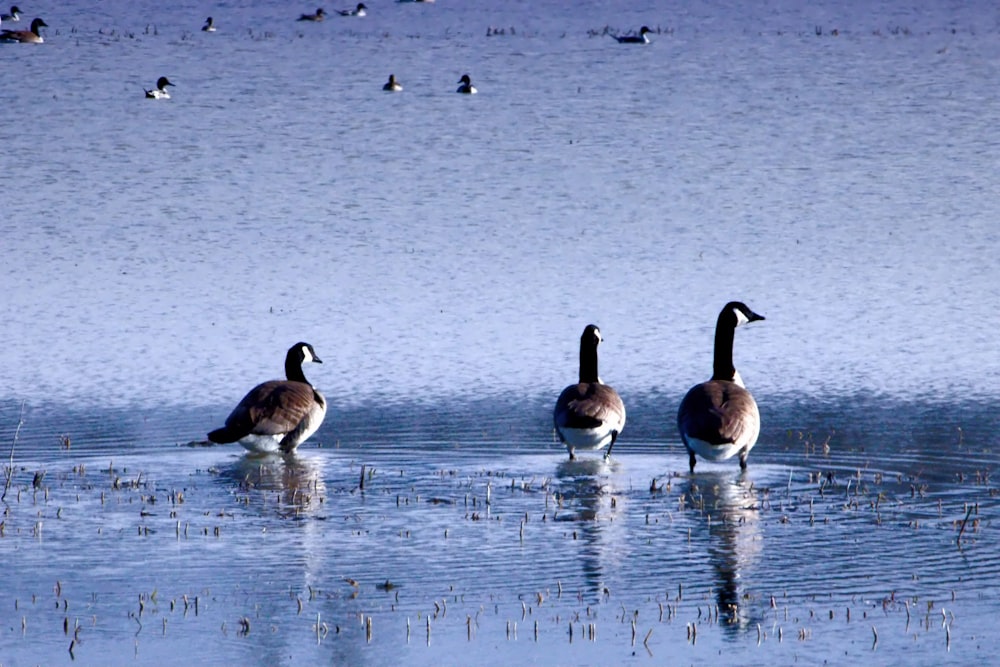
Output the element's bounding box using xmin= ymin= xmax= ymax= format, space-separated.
xmin=313 ymin=355 xmax=324 ymax=364
xmin=749 ymin=311 xmax=765 ymax=322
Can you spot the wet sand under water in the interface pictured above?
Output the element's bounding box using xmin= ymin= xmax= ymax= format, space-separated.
xmin=0 ymin=396 xmax=998 ymax=665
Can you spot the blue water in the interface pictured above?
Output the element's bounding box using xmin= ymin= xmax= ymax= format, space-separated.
xmin=4 ymin=0 xmax=999 ymax=407
xmin=2 ymin=0 xmax=1000 ymax=664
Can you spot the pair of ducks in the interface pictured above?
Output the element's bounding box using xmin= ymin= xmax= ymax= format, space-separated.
xmin=382 ymin=74 xmax=477 ymax=94
xmin=208 ymin=302 xmax=764 ymax=473
xmin=297 ymin=4 xmax=367 ymax=21
xmin=202 ymin=4 xmax=365 ymax=31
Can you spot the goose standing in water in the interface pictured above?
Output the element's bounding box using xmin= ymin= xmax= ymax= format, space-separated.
xmin=678 ymin=302 xmax=765 ymax=472
xmin=554 ymin=324 xmax=626 ymax=460
xmin=208 ymin=342 xmax=328 ymax=454
xmin=1 ymin=17 xmax=46 ymax=43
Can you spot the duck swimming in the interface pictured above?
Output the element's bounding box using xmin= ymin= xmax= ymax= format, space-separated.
xmin=144 ymin=76 xmax=174 ymax=99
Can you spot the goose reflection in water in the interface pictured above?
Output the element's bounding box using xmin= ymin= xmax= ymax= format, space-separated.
xmin=681 ymin=472 xmax=763 ymax=634
xmin=224 ymin=452 xmax=327 ymax=517
xmin=214 ymin=451 xmax=336 ymax=664
xmin=554 ymin=458 xmax=628 ymax=600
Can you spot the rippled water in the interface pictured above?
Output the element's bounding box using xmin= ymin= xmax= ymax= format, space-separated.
xmin=3 ymin=395 xmax=998 ymax=665
xmin=3 ymin=0 xmax=1000 ymax=664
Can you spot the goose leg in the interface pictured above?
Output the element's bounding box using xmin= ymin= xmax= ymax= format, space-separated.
xmin=279 ymin=418 xmax=313 ymax=454
xmin=603 ymin=430 xmax=619 ymax=460
xmin=688 ymin=448 xmax=697 ymax=473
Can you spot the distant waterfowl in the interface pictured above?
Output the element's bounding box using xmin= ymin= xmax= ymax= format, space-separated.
xmin=456 ymin=73 xmax=477 ymax=94
xmin=144 ymin=76 xmax=174 ymax=99
xmin=0 ymin=5 xmax=21 ymax=21
xmin=383 ymin=74 xmax=402 ymax=91
xmin=0 ymin=16 xmax=46 ymax=43
xmin=613 ymin=25 xmax=651 ymax=44
xmin=202 ymin=16 xmax=216 ymax=32
xmin=208 ymin=342 xmax=328 ymax=454
xmin=678 ymin=301 xmax=765 ymax=473
xmin=554 ymin=324 xmax=626 ymax=460
xmin=397 ymin=0 xmax=434 ymax=3
xmin=337 ymin=2 xmax=366 ymax=16
xmin=297 ymin=7 xmax=326 ymax=21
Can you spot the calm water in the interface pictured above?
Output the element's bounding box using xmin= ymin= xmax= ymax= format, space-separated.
xmin=2 ymin=0 xmax=1000 ymax=664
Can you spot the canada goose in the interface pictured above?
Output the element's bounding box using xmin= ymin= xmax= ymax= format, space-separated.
xmin=456 ymin=74 xmax=477 ymax=94
xmin=337 ymin=2 xmax=366 ymax=16
xmin=144 ymin=76 xmax=174 ymax=99
xmin=383 ymin=74 xmax=402 ymax=91
xmin=613 ymin=26 xmax=651 ymax=44
xmin=208 ymin=342 xmax=328 ymax=454
xmin=677 ymin=301 xmax=765 ymax=472
xmin=297 ymin=7 xmax=326 ymax=21
xmin=0 ymin=6 xmax=21 ymax=21
xmin=554 ymin=324 xmax=626 ymax=460
xmin=1 ymin=16 xmax=46 ymax=43
xmin=202 ymin=16 xmax=216 ymax=32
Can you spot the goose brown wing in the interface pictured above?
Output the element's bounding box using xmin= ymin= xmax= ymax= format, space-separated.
xmin=225 ymin=380 xmax=318 ymax=436
xmin=678 ymin=381 xmax=759 ymax=446
xmin=554 ymin=383 xmax=626 ymax=431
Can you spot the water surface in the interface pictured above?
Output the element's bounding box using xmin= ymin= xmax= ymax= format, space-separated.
xmin=2 ymin=0 xmax=999 ymax=664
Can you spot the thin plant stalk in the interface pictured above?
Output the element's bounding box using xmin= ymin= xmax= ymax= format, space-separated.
xmin=2 ymin=401 xmax=25 ymax=503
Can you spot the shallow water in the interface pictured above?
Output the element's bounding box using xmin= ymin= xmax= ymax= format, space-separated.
xmin=3 ymin=395 xmax=998 ymax=665
xmin=3 ymin=0 xmax=1000 ymax=664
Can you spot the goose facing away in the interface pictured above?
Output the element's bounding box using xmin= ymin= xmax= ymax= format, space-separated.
xmin=678 ymin=301 xmax=765 ymax=473
xmin=554 ymin=324 xmax=626 ymax=460
xmin=0 ymin=17 xmax=46 ymax=43
xmin=208 ymin=342 xmax=328 ymax=454
xmin=144 ymin=76 xmax=174 ymax=99
xmin=614 ymin=25 xmax=651 ymax=44
xmin=202 ymin=16 xmax=216 ymax=32
xmin=456 ymin=73 xmax=477 ymax=94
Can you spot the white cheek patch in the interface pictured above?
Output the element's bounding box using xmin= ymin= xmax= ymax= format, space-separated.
xmin=734 ymin=308 xmax=750 ymax=326
xmin=302 ymin=345 xmax=314 ymax=362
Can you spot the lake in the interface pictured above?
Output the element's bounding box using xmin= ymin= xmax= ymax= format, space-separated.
xmin=2 ymin=0 xmax=999 ymax=664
